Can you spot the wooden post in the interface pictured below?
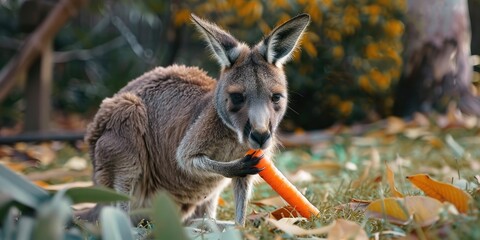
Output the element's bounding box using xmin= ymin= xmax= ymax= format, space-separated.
xmin=25 ymin=42 xmax=53 ymax=132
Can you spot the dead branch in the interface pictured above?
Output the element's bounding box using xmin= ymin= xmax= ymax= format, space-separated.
xmin=0 ymin=0 xmax=88 ymax=102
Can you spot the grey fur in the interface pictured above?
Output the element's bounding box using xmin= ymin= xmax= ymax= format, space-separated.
xmin=78 ymin=14 xmax=310 ymax=226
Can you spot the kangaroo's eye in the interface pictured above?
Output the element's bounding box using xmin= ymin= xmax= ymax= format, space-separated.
xmin=230 ymin=93 xmax=245 ymax=105
xmin=271 ymin=93 xmax=283 ymax=104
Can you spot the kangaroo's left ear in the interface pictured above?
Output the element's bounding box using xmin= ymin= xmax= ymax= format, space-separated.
xmin=258 ymin=14 xmax=310 ymax=67
xmin=191 ymin=14 xmax=242 ymax=68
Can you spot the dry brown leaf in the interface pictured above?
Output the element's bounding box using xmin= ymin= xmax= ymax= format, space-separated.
xmin=64 ymin=156 xmax=88 ymax=171
xmin=406 ymin=174 xmax=472 ymax=213
xmin=366 ymin=198 xmax=410 ymax=225
xmin=386 ymin=116 xmax=407 ymax=134
xmin=287 ymin=170 xmax=314 ymax=182
xmin=43 ymin=181 xmax=93 ymax=191
xmin=403 ymin=196 xmax=444 ymax=226
xmin=251 ymin=196 xmax=287 ymax=208
xmin=327 ymin=219 xmax=368 ymax=240
xmin=271 ymin=205 xmax=302 ymax=219
xmin=298 ymin=161 xmax=342 ymax=172
xmin=366 ymin=196 xmax=443 ymax=226
xmin=25 ymin=143 xmax=56 ymax=165
xmin=425 ymin=136 xmax=444 ymax=149
xmin=266 ymin=218 xmax=334 ymax=236
xmin=386 ymin=163 xmax=404 ymax=197
xmin=403 ymin=128 xmax=431 ymax=139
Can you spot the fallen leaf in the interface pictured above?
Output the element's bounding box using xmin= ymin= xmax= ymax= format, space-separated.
xmin=366 ymin=198 xmax=410 ymax=225
xmin=43 ymin=181 xmax=93 ymax=191
xmin=327 ymin=219 xmax=368 ymax=240
xmin=287 ymin=170 xmax=314 ymax=182
xmin=266 ymin=218 xmax=333 ymax=236
xmin=425 ymin=136 xmax=444 ymax=149
xmin=64 ymin=156 xmax=88 ymax=171
xmin=412 ymin=112 xmax=430 ymax=127
xmin=366 ymin=196 xmax=443 ymax=226
xmin=217 ymin=197 xmax=226 ymax=207
xmin=298 ymin=161 xmax=342 ymax=172
xmin=403 ymin=128 xmax=430 ymax=139
xmin=403 ymin=196 xmax=444 ymax=226
xmin=386 ymin=163 xmax=404 ymax=197
xmin=406 ymin=174 xmax=472 ymax=213
xmin=251 ymin=196 xmax=287 ymax=208
xmin=386 ymin=116 xmax=406 ymax=135
xmin=25 ymin=143 xmax=56 ymax=165
xmin=271 ymin=206 xmax=302 ymax=220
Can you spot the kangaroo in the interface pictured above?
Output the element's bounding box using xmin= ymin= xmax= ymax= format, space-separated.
xmin=80 ymin=13 xmax=310 ymax=226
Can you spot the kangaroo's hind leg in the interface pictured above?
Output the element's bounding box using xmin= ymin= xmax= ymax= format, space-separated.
xmin=88 ymin=92 xmax=148 ymax=215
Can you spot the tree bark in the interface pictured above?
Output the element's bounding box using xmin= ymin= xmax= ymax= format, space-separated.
xmin=468 ymin=0 xmax=480 ymax=55
xmin=393 ymin=0 xmax=479 ymax=117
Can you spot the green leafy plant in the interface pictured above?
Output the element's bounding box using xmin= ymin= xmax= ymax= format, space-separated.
xmin=0 ymin=164 xmax=191 ymax=240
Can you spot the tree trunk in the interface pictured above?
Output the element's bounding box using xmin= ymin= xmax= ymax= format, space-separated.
xmin=393 ymin=0 xmax=479 ymax=117
xmin=468 ymin=0 xmax=480 ymax=55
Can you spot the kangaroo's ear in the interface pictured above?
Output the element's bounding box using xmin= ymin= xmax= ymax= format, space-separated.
xmin=191 ymin=14 xmax=241 ymax=68
xmin=258 ymin=14 xmax=310 ymax=67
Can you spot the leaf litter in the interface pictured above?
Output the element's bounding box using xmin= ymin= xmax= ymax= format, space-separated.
xmin=2 ymin=111 xmax=480 ymax=239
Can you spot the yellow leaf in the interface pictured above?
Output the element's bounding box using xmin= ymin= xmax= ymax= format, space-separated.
xmin=406 ymin=174 xmax=472 ymax=213
xmin=327 ymin=219 xmax=368 ymax=240
xmin=366 ymin=196 xmax=443 ymax=226
xmin=386 ymin=163 xmax=404 ymax=197
xmin=366 ymin=198 xmax=410 ymax=225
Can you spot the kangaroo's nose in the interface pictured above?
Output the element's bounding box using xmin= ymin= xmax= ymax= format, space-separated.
xmin=250 ymin=131 xmax=271 ymax=147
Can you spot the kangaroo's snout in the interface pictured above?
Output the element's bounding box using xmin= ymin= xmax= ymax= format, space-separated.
xmin=249 ymin=130 xmax=271 ymax=149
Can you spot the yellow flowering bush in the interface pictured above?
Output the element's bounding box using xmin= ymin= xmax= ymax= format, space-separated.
xmin=172 ymin=0 xmax=405 ymax=129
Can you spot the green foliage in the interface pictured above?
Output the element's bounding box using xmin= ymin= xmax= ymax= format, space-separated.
xmin=0 ymin=164 xmax=187 ymax=240
xmin=100 ymin=207 xmax=134 ymax=240
xmin=64 ymin=186 xmax=130 ymax=204
xmin=152 ymin=192 xmax=189 ymax=240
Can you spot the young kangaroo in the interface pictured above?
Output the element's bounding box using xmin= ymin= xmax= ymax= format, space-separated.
xmin=81 ymin=13 xmax=310 ymax=226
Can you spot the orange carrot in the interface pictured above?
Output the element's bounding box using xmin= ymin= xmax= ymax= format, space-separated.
xmin=247 ymin=149 xmax=320 ymax=219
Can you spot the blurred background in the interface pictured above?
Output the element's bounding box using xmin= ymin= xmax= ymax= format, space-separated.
xmin=0 ymin=0 xmax=479 ymax=135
